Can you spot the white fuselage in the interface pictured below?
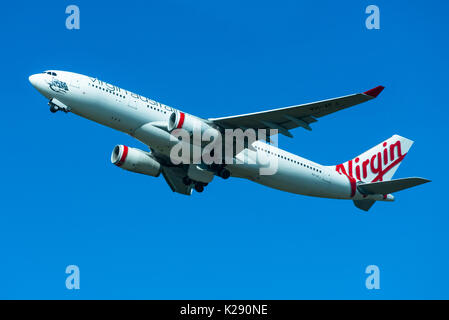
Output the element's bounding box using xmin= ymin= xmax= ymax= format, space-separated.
xmin=29 ymin=70 xmax=390 ymax=201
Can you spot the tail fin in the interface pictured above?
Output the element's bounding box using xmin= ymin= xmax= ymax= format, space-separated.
xmin=334 ymin=135 xmax=414 ymax=183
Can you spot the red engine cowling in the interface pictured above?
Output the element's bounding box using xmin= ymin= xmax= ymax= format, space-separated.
xmin=111 ymin=145 xmax=161 ymax=177
xmin=168 ymin=111 xmax=220 ymax=137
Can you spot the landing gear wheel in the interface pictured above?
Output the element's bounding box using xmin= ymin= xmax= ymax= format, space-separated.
xmin=50 ymin=105 xmax=59 ymax=113
xmin=219 ymin=168 xmax=230 ymax=180
xmin=194 ymin=183 xmax=204 ymax=193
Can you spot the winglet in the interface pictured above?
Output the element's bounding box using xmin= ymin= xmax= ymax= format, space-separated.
xmin=363 ymin=85 xmax=385 ymax=98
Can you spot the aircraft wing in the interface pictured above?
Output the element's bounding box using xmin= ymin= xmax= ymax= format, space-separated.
xmin=161 ymin=166 xmax=193 ymax=196
xmin=209 ymin=86 xmax=384 ymax=137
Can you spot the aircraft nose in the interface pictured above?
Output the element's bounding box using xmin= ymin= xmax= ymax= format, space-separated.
xmin=29 ymin=73 xmax=52 ymax=99
xmin=29 ymin=74 xmax=41 ymax=88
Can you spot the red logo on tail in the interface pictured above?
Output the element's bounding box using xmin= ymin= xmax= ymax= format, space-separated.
xmin=336 ymin=140 xmax=406 ymax=183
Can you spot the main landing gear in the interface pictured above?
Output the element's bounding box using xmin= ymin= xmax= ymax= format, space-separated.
xmin=194 ymin=183 xmax=205 ymax=193
xmin=183 ymin=165 xmax=229 ymax=193
xmin=182 ymin=176 xmax=207 ymax=193
xmin=210 ymin=164 xmax=230 ymax=180
xmin=218 ymin=167 xmax=230 ymax=179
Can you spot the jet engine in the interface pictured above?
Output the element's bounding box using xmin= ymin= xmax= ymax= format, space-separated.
xmin=168 ymin=111 xmax=220 ymax=138
xmin=111 ymin=145 xmax=161 ymax=177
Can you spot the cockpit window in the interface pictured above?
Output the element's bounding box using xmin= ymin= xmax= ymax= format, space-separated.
xmin=44 ymin=71 xmax=57 ymax=76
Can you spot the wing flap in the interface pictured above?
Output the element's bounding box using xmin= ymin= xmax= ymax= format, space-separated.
xmin=161 ymin=166 xmax=193 ymax=196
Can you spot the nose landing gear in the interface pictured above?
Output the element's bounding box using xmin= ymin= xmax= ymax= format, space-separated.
xmin=49 ymin=104 xmax=61 ymax=113
xmin=48 ymin=99 xmax=70 ymax=113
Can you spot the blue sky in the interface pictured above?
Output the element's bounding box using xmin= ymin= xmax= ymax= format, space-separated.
xmin=0 ymin=0 xmax=447 ymax=299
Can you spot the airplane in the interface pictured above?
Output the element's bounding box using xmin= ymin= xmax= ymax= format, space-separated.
xmin=29 ymin=70 xmax=430 ymax=211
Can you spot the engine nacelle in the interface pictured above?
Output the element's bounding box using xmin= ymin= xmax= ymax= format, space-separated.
xmin=168 ymin=111 xmax=220 ymax=138
xmin=111 ymin=145 xmax=161 ymax=177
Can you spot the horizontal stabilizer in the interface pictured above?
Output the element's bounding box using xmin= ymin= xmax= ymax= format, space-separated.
xmin=358 ymin=177 xmax=431 ymax=195
xmin=353 ymin=199 xmax=376 ymax=211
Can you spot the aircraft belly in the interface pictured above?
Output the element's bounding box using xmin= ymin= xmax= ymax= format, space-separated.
xmin=230 ymin=158 xmax=352 ymax=199
xmin=260 ymin=167 xmax=323 ymax=196
xmin=60 ymin=92 xmax=153 ymax=134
